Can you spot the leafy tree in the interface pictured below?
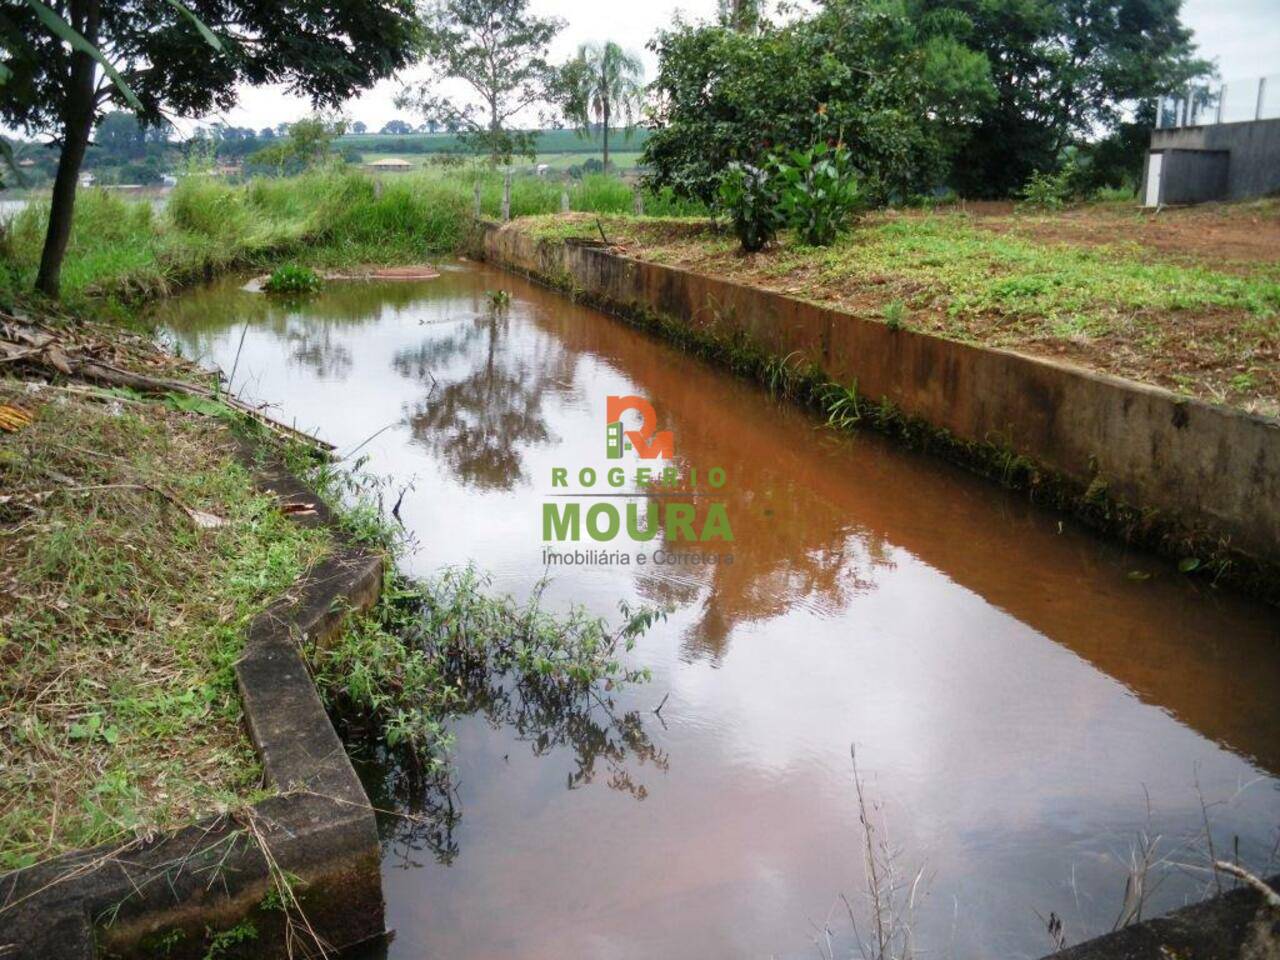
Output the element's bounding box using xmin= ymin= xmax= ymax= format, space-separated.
xmin=249 ymin=115 xmax=345 ymax=173
xmin=94 ymin=110 xmax=145 ymax=160
xmin=351 ymin=120 xmax=367 ymax=134
xmin=380 ymin=118 xmax=414 ymax=135
xmin=642 ymin=0 xmax=992 ymax=204
xmin=555 ymin=42 xmax=644 ymax=170
xmin=1 ymin=0 xmax=419 ymax=298
xmin=397 ymin=0 xmax=563 ymax=165
xmin=913 ymin=0 xmax=1212 ymax=196
xmin=258 ymin=127 xmax=276 ymax=140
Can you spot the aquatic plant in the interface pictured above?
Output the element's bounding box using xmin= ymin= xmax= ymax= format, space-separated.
xmin=262 ymin=263 xmax=322 ymax=295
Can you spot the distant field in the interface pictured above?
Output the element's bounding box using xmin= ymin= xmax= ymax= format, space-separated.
xmin=356 ymin=150 xmax=645 ymax=172
xmin=339 ymin=127 xmax=650 ymax=158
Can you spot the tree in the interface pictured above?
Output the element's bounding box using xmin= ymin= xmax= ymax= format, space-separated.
xmin=351 ymin=120 xmax=367 ymax=134
xmin=397 ymin=0 xmax=563 ymax=165
xmin=380 ymin=118 xmax=414 ymax=135
xmin=911 ymin=0 xmax=1211 ymax=196
xmin=95 ymin=110 xmax=146 ymax=160
xmin=556 ymin=41 xmax=644 ymax=170
xmin=249 ymin=115 xmax=345 ymax=173
xmin=642 ymin=0 xmax=992 ymax=204
xmin=1 ymin=0 xmax=418 ymax=298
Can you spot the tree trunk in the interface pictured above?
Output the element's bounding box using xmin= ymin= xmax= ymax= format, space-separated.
xmin=602 ymin=100 xmax=610 ymax=171
xmin=35 ymin=0 xmax=99 ymax=300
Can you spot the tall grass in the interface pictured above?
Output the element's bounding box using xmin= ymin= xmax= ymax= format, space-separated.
xmin=0 ymin=164 xmax=708 ymax=308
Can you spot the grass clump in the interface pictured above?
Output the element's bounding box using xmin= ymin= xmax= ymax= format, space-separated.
xmin=284 ymin=446 xmax=664 ymax=776
xmin=312 ymin=567 xmax=661 ymax=771
xmin=0 ymin=379 xmax=330 ymax=869
xmin=262 ymin=263 xmax=322 ymax=295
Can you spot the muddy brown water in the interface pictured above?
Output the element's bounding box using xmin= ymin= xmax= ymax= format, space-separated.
xmin=155 ymin=263 xmax=1280 ymax=960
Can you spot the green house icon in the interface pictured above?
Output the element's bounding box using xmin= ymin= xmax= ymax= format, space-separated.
xmin=606 ymin=420 xmax=626 ymax=459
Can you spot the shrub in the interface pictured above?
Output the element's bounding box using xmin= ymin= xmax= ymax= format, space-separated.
xmin=716 ymin=162 xmax=783 ymax=253
xmin=1018 ymin=164 xmax=1077 ymax=210
xmin=262 ymin=263 xmax=322 ymax=294
xmin=772 ymin=142 xmax=862 ymax=246
xmin=167 ymin=176 xmax=252 ymax=240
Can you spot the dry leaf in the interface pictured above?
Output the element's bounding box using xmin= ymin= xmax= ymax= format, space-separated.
xmin=43 ymin=345 xmax=73 ymax=375
xmin=184 ymin=507 xmax=226 ymax=529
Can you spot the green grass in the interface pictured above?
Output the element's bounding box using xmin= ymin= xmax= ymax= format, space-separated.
xmin=0 ymin=166 xmax=705 ymax=311
xmin=800 ymin=216 xmax=1280 ymax=328
xmin=527 ymin=209 xmax=1280 ymax=412
xmin=0 ymin=378 xmax=331 ymax=868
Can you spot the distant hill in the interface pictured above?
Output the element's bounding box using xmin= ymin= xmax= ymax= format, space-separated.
xmin=337 ymin=127 xmax=651 ymax=156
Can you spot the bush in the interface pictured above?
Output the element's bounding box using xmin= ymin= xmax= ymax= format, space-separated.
xmin=772 ymin=142 xmax=862 ymax=246
xmin=167 ymin=176 xmax=252 ymax=240
xmin=1017 ymin=165 xmax=1077 ymax=210
xmin=262 ymin=263 xmax=322 ymax=294
xmin=716 ymin=162 xmax=783 ymax=252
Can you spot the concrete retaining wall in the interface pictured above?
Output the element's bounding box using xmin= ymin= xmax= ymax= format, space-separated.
xmin=482 ymin=223 xmax=1280 ymax=592
xmin=0 ymin=448 xmax=387 ymax=960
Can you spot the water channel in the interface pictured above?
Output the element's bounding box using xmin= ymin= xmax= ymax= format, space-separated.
xmin=155 ymin=263 xmax=1280 ymax=960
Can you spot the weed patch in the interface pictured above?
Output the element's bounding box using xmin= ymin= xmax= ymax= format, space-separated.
xmin=0 ymin=378 xmax=329 ymax=868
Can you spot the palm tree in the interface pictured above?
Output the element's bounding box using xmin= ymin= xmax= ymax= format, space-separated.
xmin=559 ymin=41 xmax=644 ymax=171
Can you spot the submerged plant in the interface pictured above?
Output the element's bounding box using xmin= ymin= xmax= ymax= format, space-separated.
xmin=313 ymin=565 xmax=664 ymax=768
xmin=486 ymin=288 xmax=511 ymax=309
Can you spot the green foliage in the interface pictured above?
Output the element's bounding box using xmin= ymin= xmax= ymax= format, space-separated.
xmin=771 ymin=141 xmax=862 ymax=246
xmin=716 ymin=163 xmax=783 ymax=253
xmin=642 ymin=0 xmax=993 ymax=205
xmin=917 ymin=0 xmax=1212 ymax=198
xmin=397 ymin=0 xmax=563 ymax=165
xmin=313 ymin=565 xmax=662 ymax=765
xmin=262 ymin=263 xmax=322 ymax=295
xmin=554 ymin=41 xmax=644 ymax=168
xmin=202 ymin=920 xmax=257 ymax=960
xmin=1018 ymin=165 xmax=1077 ymax=210
xmin=248 ymin=116 xmax=346 ymax=174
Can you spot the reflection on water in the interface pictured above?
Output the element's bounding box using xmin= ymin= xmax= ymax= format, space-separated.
xmin=156 ymin=267 xmax=1280 ymax=960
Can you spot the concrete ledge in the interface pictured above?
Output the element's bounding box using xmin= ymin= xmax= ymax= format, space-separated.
xmin=482 ymin=222 xmax=1280 ymax=601
xmin=0 ymin=443 xmax=387 ymax=959
xmin=1042 ymin=875 xmax=1280 ymax=959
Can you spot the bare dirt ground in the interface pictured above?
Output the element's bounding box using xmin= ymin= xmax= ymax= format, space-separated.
xmin=961 ymin=199 xmax=1280 ymax=271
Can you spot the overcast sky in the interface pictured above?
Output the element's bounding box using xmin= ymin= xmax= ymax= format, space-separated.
xmin=185 ymin=0 xmax=1280 ymax=134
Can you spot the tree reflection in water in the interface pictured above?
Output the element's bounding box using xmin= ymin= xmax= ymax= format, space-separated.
xmin=394 ymin=316 xmax=570 ymax=491
xmin=350 ymin=657 xmax=667 ymax=870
